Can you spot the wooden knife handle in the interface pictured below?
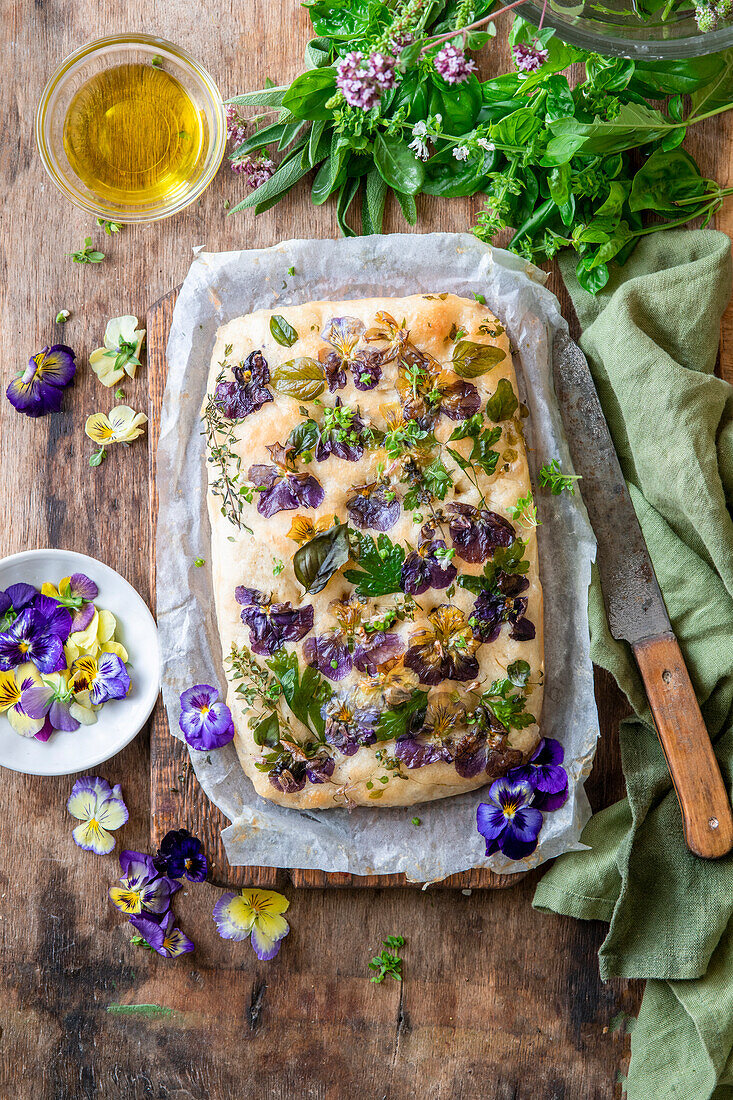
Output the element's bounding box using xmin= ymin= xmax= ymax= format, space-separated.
xmin=633 ymin=632 xmax=733 ymax=859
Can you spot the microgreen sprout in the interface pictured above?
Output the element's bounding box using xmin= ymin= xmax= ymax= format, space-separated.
xmin=538 ymin=460 xmax=582 ymax=496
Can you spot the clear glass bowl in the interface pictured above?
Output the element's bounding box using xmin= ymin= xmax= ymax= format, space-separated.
xmin=522 ymin=0 xmax=733 ymax=58
xmin=35 ymin=33 xmax=226 ymax=222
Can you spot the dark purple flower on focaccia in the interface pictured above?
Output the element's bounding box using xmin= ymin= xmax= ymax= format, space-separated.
xmin=235 ymin=587 xmax=314 ymax=656
xmin=214 ymin=350 xmax=273 ymax=419
xmin=470 ymin=572 xmax=535 ymax=643
xmin=248 ymin=463 xmax=325 ymax=517
xmin=400 ymin=531 xmax=457 ymax=596
xmin=346 ymin=483 xmax=400 ymax=532
xmin=448 ymin=503 xmax=515 ymax=564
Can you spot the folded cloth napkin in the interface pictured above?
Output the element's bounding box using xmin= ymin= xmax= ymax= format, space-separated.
xmin=533 ymin=229 xmax=733 ymax=1100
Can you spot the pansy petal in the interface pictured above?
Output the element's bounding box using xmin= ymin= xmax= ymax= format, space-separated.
xmin=85 ymin=413 xmax=115 ymax=444
xmin=69 ymin=699 xmax=98 ymax=725
xmin=109 ymin=886 xmax=143 ymax=914
xmin=69 ymin=573 xmax=98 ymax=601
xmin=212 ymin=893 xmax=256 ymax=940
xmin=97 ymin=610 xmax=117 ymax=643
xmin=6 ymin=583 xmax=38 ymax=610
xmin=162 ymin=927 xmax=195 ymax=957
xmin=251 ymin=919 xmax=288 ymax=961
xmin=95 ymin=797 xmax=129 ymax=831
xmin=7 ymin=704 xmax=45 ymax=737
xmin=242 ymin=889 xmax=290 ymax=917
xmin=73 ymin=819 xmax=115 ymax=854
xmin=0 ymin=670 xmax=20 ymax=711
xmin=38 ymin=345 xmax=76 ymax=386
xmin=101 ymin=640 xmax=128 ymax=662
xmin=90 ymin=348 xmax=124 ymax=386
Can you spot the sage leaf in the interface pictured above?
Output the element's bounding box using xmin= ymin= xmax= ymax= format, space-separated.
xmin=452 ymin=340 xmax=506 ymax=379
xmin=485 ymin=378 xmax=518 ymax=421
xmin=293 ymin=523 xmax=350 ymax=594
xmin=270 ymin=314 xmax=299 ymax=347
xmin=272 ymin=357 xmax=325 ymax=400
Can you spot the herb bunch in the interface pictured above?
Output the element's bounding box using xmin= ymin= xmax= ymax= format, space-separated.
xmin=230 ymin=0 xmax=733 ymax=292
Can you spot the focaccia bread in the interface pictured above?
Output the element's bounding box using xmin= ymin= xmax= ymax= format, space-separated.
xmin=204 ymin=293 xmax=543 ymax=809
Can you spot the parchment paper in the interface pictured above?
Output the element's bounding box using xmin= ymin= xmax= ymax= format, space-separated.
xmin=157 ymin=233 xmax=598 ymax=882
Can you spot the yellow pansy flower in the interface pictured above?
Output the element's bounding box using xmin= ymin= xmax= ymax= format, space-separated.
xmin=64 ymin=607 xmax=128 ymax=665
xmin=212 ymin=888 xmax=290 ymax=960
xmin=0 ymin=662 xmax=44 ymax=737
xmin=90 ymin=315 xmax=146 ymax=387
xmin=85 ymin=405 xmax=148 ymax=446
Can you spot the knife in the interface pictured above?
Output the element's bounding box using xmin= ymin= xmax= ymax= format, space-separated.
xmin=552 ymin=332 xmax=733 ymax=859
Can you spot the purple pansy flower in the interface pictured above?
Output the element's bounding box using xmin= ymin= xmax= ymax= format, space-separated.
xmin=476 ymin=778 xmax=544 ymax=860
xmin=351 ymin=351 xmax=382 ymax=391
xmin=448 ymin=503 xmax=516 ymax=564
xmin=129 ymin=912 xmax=195 ymax=958
xmin=433 ymin=43 xmax=477 ymax=85
xmin=213 ymin=888 xmax=290 ymax=960
xmin=6 ymin=344 xmax=77 ymax=418
xmin=70 ymin=651 xmax=130 ymax=704
xmin=214 ymin=351 xmax=272 ymax=419
xmin=439 ymin=379 xmax=482 ymax=421
xmin=178 ymin=684 xmax=235 ymax=750
xmin=32 ymin=594 xmax=73 ymax=642
xmin=319 ymin=316 xmax=367 ymax=392
xmin=43 ymin=573 xmax=98 ymax=631
xmin=235 ymin=587 xmax=314 ymax=656
xmin=109 ymin=849 xmax=181 ymax=921
xmin=346 ymin=483 xmax=400 ymax=532
xmin=0 ymin=582 xmax=38 ymax=628
xmin=303 ymin=629 xmax=403 ymax=681
xmin=316 ymin=400 xmax=367 ymax=463
xmin=22 ymin=678 xmax=80 ymax=732
xmin=509 ymin=737 xmax=568 ymax=811
xmin=323 ymin=698 xmax=379 ymax=756
xmin=249 ymin=460 xmax=325 ymax=518
xmin=471 ymin=572 xmax=536 ymax=644
xmin=153 ymin=828 xmax=208 ymax=882
xmin=267 ymin=751 xmax=335 ymax=793
xmin=400 ymin=531 xmax=457 ymax=595
xmin=395 ymin=737 xmax=453 ymax=768
xmin=0 ymin=608 xmax=66 ymax=673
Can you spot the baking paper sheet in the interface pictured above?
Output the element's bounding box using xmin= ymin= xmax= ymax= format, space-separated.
xmin=157 ymin=233 xmax=598 ymax=882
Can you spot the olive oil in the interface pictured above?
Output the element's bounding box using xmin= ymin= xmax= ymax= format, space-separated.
xmin=63 ymin=63 xmax=204 ymax=206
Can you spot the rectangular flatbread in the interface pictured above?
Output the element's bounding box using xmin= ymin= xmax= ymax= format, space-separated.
xmin=204 ymin=293 xmax=543 ymax=809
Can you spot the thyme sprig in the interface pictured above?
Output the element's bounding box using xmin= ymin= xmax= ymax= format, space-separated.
xmin=202 ymin=360 xmax=254 ymax=534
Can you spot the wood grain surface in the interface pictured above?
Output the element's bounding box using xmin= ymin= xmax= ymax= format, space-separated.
xmin=1 ymin=0 xmax=731 ymax=1096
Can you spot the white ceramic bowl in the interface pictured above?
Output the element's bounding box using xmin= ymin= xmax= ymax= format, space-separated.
xmin=0 ymin=548 xmax=160 ymax=776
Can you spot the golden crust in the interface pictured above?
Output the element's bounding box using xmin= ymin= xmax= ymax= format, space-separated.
xmin=205 ymin=293 xmax=543 ymax=809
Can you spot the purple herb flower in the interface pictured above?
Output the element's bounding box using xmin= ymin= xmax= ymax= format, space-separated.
xmin=351 ymin=351 xmax=382 ymax=391
xmin=226 ymin=104 xmax=248 ymax=146
xmin=439 ymin=378 xmax=481 ymax=420
xmin=109 ymin=849 xmax=181 ymax=921
xmin=471 ymin=572 xmax=535 ymax=644
xmin=129 ymin=912 xmax=194 ymax=958
xmin=509 ymin=737 xmax=568 ymax=811
xmin=6 ymin=344 xmax=77 ymax=418
xmin=233 ymin=155 xmax=276 ymax=189
xmin=178 ymin=684 xmax=235 ymax=750
xmin=335 ymin=50 xmax=396 ymax=110
xmin=433 ymin=43 xmax=477 ymax=85
xmin=306 ymin=753 xmax=335 ymax=784
xmin=346 ymin=484 xmax=400 ymax=532
xmin=476 ymin=778 xmax=543 ymax=860
xmin=214 ymin=351 xmax=273 ymax=420
xmin=319 ymin=316 xmax=366 ymax=392
xmin=0 ymin=608 xmax=66 ymax=673
xmin=513 ymin=41 xmax=549 ymax=74
xmin=400 ymin=532 xmax=457 ymax=595
xmin=448 ymin=503 xmax=516 ymax=564
xmin=249 ymin=462 xmax=325 ymax=517
xmin=153 ymin=828 xmax=208 ymax=882
xmin=235 ymin=587 xmax=314 ymax=656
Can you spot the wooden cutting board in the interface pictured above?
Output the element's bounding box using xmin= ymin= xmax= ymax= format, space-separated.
xmin=147 ymin=287 xmax=525 ymax=890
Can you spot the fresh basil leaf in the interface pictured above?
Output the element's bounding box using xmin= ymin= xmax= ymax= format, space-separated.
xmin=270 ymin=314 xmax=299 ymax=347
xmin=287 ymin=418 xmax=320 ymax=456
xmin=343 ymin=532 xmax=405 ymax=597
xmin=490 ymin=106 xmax=543 ymax=147
xmin=253 ymin=712 xmax=280 ymax=747
xmin=576 ymin=256 xmax=610 ymax=294
xmin=485 ymin=378 xmax=518 ymax=421
xmin=282 ymin=67 xmax=337 ymax=121
xmin=586 ymin=56 xmax=635 ymax=93
xmin=422 ymin=152 xmax=492 ymax=198
xmin=470 ymin=429 xmax=501 ymax=477
xmin=293 ymin=523 xmax=350 ymax=594
xmin=452 ymin=340 xmax=506 ymax=379
xmin=687 ymin=51 xmax=733 ymax=119
xmin=507 ymin=659 xmax=531 ymax=688
xmin=375 ymin=691 xmax=428 ymax=742
xmin=428 ymin=74 xmax=482 ymax=135
xmin=271 ymin=357 xmax=326 ymax=400
xmin=374 ymin=133 xmax=424 ymax=195
xmin=630 ymin=54 xmax=727 ymax=97
xmin=543 ymin=103 xmax=675 ymax=165
xmin=629 ymin=148 xmax=707 ymax=215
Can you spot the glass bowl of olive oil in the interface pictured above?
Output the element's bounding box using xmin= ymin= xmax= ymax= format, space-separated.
xmin=36 ymin=34 xmax=226 ymax=222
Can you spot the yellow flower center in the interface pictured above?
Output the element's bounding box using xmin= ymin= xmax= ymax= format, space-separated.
xmin=18 ymin=642 xmax=29 ymax=653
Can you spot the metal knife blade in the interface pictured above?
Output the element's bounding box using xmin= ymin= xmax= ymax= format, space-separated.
xmin=552 ymin=332 xmax=671 ymax=646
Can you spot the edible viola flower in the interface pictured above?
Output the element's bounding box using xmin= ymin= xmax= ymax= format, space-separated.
xmin=346 ymin=483 xmax=400 ymax=532
xmin=249 ymin=454 xmax=325 ymax=518
xmin=316 ymin=400 xmax=366 ymax=463
xmin=471 ymin=572 xmax=536 ymax=643
xmin=354 ymin=658 xmax=419 ymax=709
xmin=323 ymin=696 xmax=378 ymax=756
xmin=0 ymin=663 xmax=46 ymax=737
xmin=109 ymin=849 xmax=180 ymax=919
xmin=303 ymin=631 xmax=353 ymax=682
xmin=6 ymin=344 xmax=76 ymax=418
xmin=153 ymin=828 xmax=208 ymax=882
xmin=286 ymin=513 xmax=334 ymax=545
xmin=452 ymin=725 xmax=523 ymax=779
xmin=214 ymin=351 xmax=272 ymax=419
xmin=63 ymin=607 xmax=128 ymax=664
xmin=395 ymin=692 xmax=465 ymax=769
xmin=438 ymin=377 xmax=481 ymax=421
xmin=235 ymin=587 xmax=314 ymax=656
xmin=41 ymin=573 xmax=98 ymax=632
xmin=319 ymin=316 xmax=366 ymax=392
xmin=129 ymin=912 xmax=195 ymax=957
xmin=0 ymin=583 xmax=37 ymax=630
xmin=90 ymin=315 xmax=145 ymax=387
xmin=32 ymin=594 xmax=73 ymax=642
xmin=351 ymin=350 xmax=382 ymax=391
xmin=67 ymin=775 xmax=128 ymax=854
xmin=476 ymin=778 xmax=543 ymax=860
xmin=178 ymin=684 xmax=235 ymax=750
xmin=22 ymin=670 xmax=97 ymax=732
xmin=405 ymin=605 xmax=480 ymax=685
xmin=0 ymin=608 xmax=66 ymax=673
xmin=509 ymin=737 xmax=568 ymax=811
xmin=305 ymin=752 xmax=336 ymax=784
xmin=70 ymin=651 xmax=130 ymax=704
xmin=396 ymin=737 xmax=453 ymax=768
xmin=448 ymin=503 xmax=516 ymax=564
xmin=400 ymin=529 xmax=457 ymax=595
xmin=213 ymin=888 xmax=290 ymax=961
xmin=85 ymin=405 xmax=148 ymax=446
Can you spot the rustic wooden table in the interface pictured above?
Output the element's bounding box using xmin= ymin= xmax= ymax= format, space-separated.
xmin=2 ymin=2 xmax=731 ymax=1096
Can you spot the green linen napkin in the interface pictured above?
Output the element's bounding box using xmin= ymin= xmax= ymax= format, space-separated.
xmin=533 ymin=229 xmax=733 ymax=1100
